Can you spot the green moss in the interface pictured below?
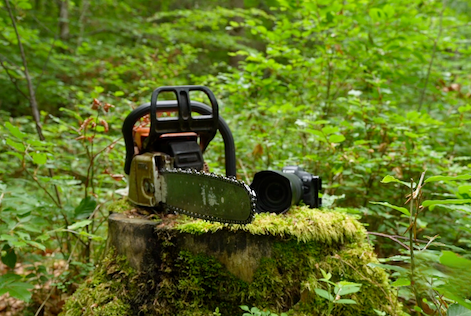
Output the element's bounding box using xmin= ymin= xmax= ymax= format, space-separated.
xmin=60 ymin=254 xmax=133 ymax=316
xmin=177 ymin=206 xmax=365 ymax=245
xmin=107 ymin=198 xmax=133 ymax=213
xmin=62 ymin=202 xmax=403 ymax=315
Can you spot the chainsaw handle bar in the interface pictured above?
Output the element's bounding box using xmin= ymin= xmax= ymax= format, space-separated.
xmin=122 ymin=100 xmax=237 ymax=177
xmin=148 ymin=85 xmax=219 ymax=141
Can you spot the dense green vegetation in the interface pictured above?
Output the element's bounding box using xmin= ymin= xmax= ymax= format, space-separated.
xmin=1 ymin=0 xmax=471 ymax=314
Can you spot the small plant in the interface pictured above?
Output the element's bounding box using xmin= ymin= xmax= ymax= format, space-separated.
xmin=240 ymin=305 xmax=288 ymax=316
xmin=313 ymin=268 xmax=362 ymax=315
xmin=371 ymin=173 xmax=471 ymax=314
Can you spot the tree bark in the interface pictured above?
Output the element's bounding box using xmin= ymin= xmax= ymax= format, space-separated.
xmin=229 ymin=0 xmax=245 ymax=68
xmin=59 ymin=0 xmax=69 ymax=40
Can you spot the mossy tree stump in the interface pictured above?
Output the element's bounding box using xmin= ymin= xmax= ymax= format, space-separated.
xmin=61 ymin=201 xmax=403 ymax=316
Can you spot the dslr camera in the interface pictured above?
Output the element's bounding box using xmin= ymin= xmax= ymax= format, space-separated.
xmin=250 ymin=166 xmax=322 ymax=214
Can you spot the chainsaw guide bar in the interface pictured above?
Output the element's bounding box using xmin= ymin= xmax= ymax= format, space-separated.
xmin=162 ymin=168 xmax=256 ymax=224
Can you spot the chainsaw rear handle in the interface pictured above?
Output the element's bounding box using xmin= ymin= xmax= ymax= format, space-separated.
xmin=122 ymin=100 xmax=237 ymax=177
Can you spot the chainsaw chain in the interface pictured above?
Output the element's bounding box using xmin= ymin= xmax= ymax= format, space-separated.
xmin=161 ymin=168 xmax=257 ymax=224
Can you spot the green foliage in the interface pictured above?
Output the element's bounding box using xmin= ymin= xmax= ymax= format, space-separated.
xmin=313 ymin=268 xmax=362 ymax=315
xmin=372 ymin=173 xmax=471 ymax=314
xmin=1 ymin=0 xmax=471 ymax=314
xmin=240 ymin=305 xmax=287 ymax=316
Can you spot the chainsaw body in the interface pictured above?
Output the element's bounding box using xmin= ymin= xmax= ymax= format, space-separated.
xmin=122 ymin=86 xmax=255 ymax=224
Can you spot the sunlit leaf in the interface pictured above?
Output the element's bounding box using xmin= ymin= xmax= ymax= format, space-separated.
xmin=425 ymin=175 xmax=471 ymax=183
xmin=369 ymin=202 xmax=410 ymax=216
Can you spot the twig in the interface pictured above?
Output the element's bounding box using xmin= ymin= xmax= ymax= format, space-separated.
xmin=0 ymin=59 xmax=30 ymax=99
xmin=421 ymin=234 xmax=439 ymax=251
xmin=367 ymin=232 xmax=410 ymax=250
xmin=4 ymin=0 xmax=43 ymax=139
xmin=4 ymin=0 xmax=63 ymax=208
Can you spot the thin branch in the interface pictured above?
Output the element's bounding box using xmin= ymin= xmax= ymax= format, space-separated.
xmin=367 ymin=232 xmax=410 ymax=250
xmin=4 ymin=0 xmax=44 ymax=140
xmin=4 ymin=0 xmax=63 ymax=208
xmin=0 ymin=59 xmax=30 ymax=99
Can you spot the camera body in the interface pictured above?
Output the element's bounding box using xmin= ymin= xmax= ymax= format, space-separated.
xmin=250 ymin=165 xmax=322 ymax=214
xmin=281 ymin=166 xmax=322 ymax=209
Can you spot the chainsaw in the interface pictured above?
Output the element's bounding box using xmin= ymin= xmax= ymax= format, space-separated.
xmin=122 ymin=85 xmax=256 ymax=224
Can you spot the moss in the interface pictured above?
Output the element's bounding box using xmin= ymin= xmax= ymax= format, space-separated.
xmin=177 ymin=206 xmax=366 ymax=245
xmin=107 ymin=198 xmax=133 ymax=213
xmin=60 ymin=254 xmax=133 ymax=316
xmin=62 ymin=201 xmax=404 ymax=315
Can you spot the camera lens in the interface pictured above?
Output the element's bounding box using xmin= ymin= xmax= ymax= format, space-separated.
xmin=250 ymin=171 xmax=303 ymax=214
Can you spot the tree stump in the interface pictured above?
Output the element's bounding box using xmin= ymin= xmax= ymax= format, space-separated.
xmin=60 ymin=200 xmax=403 ymax=316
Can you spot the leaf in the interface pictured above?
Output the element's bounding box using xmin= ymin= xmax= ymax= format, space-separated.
xmin=74 ymin=196 xmax=97 ymax=219
xmin=4 ymin=122 xmax=27 ymax=140
xmin=67 ymin=220 xmax=92 ymax=230
xmin=425 ymin=175 xmax=471 ymax=183
xmin=0 ymin=282 xmax=34 ymax=302
xmin=114 ymin=91 xmax=125 ymax=97
xmin=240 ymin=305 xmax=250 ymax=312
xmin=422 ymin=199 xmax=471 ymax=208
xmin=381 ymin=175 xmax=413 ymax=188
xmin=447 ymin=304 xmax=471 ymax=316
xmin=31 ymin=152 xmax=47 ymax=165
xmin=6 ymin=138 xmax=25 ymax=152
xmin=367 ymin=262 xmax=408 ymax=273
xmin=314 ymin=288 xmax=333 ymax=301
xmin=440 ymin=251 xmax=471 ymax=269
xmin=321 ymin=126 xmax=339 ymax=135
xmin=369 ymin=201 xmax=411 ymax=216
xmin=337 ymin=283 xmax=361 ymax=295
xmin=391 ymin=278 xmax=411 ymax=287
xmin=329 ymin=134 xmax=346 ymax=143
xmin=334 ymin=299 xmax=357 ymax=304
xmin=1 ymin=244 xmax=17 ymax=269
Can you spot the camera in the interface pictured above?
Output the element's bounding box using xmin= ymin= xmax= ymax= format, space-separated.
xmin=250 ymin=166 xmax=322 ymax=214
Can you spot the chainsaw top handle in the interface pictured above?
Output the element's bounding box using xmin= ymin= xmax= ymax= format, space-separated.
xmin=123 ymin=89 xmax=237 ymax=177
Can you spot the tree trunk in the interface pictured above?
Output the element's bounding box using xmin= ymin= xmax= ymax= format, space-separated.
xmin=59 ymin=0 xmax=69 ymax=40
xmin=229 ymin=0 xmax=245 ymax=68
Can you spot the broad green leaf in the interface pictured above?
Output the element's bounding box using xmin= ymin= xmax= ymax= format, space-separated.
xmin=240 ymin=305 xmax=250 ymax=312
xmin=314 ymin=288 xmax=333 ymax=301
xmin=329 ymin=134 xmax=346 ymax=143
xmin=114 ymin=91 xmax=125 ymax=97
xmin=335 ymin=299 xmax=357 ymax=304
xmin=74 ymin=196 xmax=97 ymax=219
xmin=26 ymin=240 xmax=46 ymax=251
xmin=321 ymin=126 xmax=339 ymax=135
xmin=1 ymin=244 xmax=17 ymax=269
xmin=31 ymin=152 xmax=47 ymax=165
xmin=337 ymin=283 xmax=361 ymax=295
xmin=447 ymin=304 xmax=471 ymax=316
xmin=67 ymin=220 xmax=92 ymax=230
xmin=422 ymin=199 xmax=471 ymax=208
xmin=436 ymin=288 xmax=471 ymax=311
xmin=440 ymin=251 xmax=471 ymax=269
xmin=367 ymin=263 xmax=408 ymax=273
xmin=391 ymin=278 xmax=410 ymax=287
xmin=5 ymin=122 xmax=27 ymax=140
xmin=6 ymin=138 xmax=25 ymax=152
xmin=381 ymin=175 xmax=413 ymax=188
xmin=1 ymin=282 xmax=34 ymax=302
xmin=425 ymin=175 xmax=471 ymax=183
xmin=369 ymin=202 xmax=410 ymax=216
